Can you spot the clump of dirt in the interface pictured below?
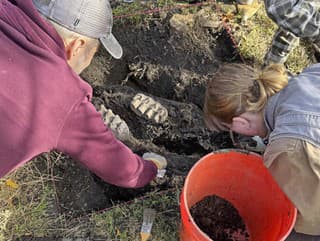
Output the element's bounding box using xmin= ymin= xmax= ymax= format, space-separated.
xmin=190 ymin=195 xmax=250 ymax=241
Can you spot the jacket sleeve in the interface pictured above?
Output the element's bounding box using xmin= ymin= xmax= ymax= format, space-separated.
xmin=265 ymin=0 xmax=320 ymax=39
xmin=55 ymin=96 xmax=157 ymax=188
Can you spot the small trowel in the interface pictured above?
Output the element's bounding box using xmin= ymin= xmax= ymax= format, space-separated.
xmin=140 ymin=208 xmax=156 ymax=241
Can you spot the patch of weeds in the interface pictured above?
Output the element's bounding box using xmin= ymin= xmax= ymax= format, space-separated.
xmin=236 ymin=11 xmax=277 ymax=64
xmin=0 ymin=155 xmax=67 ymax=240
xmin=113 ymin=0 xmax=206 ymax=25
xmin=91 ymin=189 xmax=180 ymax=240
xmin=0 ymin=210 xmax=11 ymax=240
xmin=285 ymin=41 xmax=313 ymax=74
xmin=113 ymin=2 xmax=149 ymax=25
xmin=112 ymin=0 xmax=176 ymax=25
xmin=156 ymin=0 xmax=177 ymax=7
xmin=7 ymin=188 xmax=51 ymax=237
xmin=232 ymin=3 xmax=313 ymax=73
xmin=1 ymin=156 xmax=181 ymax=240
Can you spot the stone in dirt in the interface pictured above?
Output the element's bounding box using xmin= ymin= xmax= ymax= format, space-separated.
xmin=190 ymin=195 xmax=250 ymax=241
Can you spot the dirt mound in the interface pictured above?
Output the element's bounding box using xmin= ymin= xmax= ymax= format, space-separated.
xmin=55 ymin=7 xmax=237 ymax=216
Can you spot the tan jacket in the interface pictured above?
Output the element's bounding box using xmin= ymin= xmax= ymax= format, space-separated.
xmin=264 ymin=138 xmax=320 ymax=235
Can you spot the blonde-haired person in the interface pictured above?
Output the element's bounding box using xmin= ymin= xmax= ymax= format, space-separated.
xmin=204 ymin=63 xmax=320 ymax=238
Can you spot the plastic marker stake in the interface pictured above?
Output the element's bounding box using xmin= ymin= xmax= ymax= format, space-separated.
xmin=140 ymin=208 xmax=156 ymax=241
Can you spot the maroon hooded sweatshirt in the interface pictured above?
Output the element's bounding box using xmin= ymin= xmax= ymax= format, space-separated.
xmin=0 ymin=0 xmax=157 ymax=187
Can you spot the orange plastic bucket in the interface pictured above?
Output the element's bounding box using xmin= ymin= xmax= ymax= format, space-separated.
xmin=180 ymin=149 xmax=297 ymax=241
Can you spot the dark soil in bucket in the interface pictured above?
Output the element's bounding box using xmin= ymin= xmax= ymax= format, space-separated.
xmin=190 ymin=195 xmax=250 ymax=241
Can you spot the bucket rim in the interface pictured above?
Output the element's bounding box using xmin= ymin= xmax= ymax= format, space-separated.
xmin=181 ymin=148 xmax=297 ymax=241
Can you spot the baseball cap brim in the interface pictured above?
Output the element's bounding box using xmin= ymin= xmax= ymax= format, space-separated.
xmin=100 ymin=34 xmax=123 ymax=59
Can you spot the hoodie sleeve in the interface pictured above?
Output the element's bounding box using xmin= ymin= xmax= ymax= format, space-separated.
xmin=55 ymin=96 xmax=157 ymax=188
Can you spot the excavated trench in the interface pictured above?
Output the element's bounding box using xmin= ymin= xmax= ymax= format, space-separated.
xmin=52 ymin=6 xmax=241 ymax=217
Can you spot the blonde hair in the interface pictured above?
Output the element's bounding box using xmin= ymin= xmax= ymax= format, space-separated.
xmin=204 ymin=63 xmax=288 ymax=124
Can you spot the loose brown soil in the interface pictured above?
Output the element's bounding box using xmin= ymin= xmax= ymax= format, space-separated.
xmin=50 ymin=4 xmax=240 ymax=217
xmin=190 ymin=195 xmax=250 ymax=241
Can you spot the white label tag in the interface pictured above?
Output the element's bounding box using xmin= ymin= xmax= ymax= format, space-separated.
xmin=141 ymin=209 xmax=156 ymax=233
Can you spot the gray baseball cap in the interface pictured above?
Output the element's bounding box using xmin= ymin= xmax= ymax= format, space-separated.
xmin=32 ymin=0 xmax=123 ymax=59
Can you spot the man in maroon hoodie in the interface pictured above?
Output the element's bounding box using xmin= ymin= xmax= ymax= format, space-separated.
xmin=0 ymin=0 xmax=167 ymax=188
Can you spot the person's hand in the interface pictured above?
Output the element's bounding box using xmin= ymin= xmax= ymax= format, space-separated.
xmin=143 ymin=152 xmax=167 ymax=170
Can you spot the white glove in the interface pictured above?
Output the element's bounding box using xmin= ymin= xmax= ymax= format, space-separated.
xmin=143 ymin=152 xmax=167 ymax=170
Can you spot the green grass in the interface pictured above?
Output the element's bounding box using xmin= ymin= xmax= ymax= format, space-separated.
xmin=113 ymin=0 xmax=209 ymax=25
xmin=91 ymin=189 xmax=180 ymax=240
xmin=231 ymin=2 xmax=313 ymax=73
xmin=113 ymin=2 xmax=149 ymax=24
xmin=0 ymin=156 xmax=59 ymax=239
xmin=0 ymin=154 xmax=181 ymax=240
